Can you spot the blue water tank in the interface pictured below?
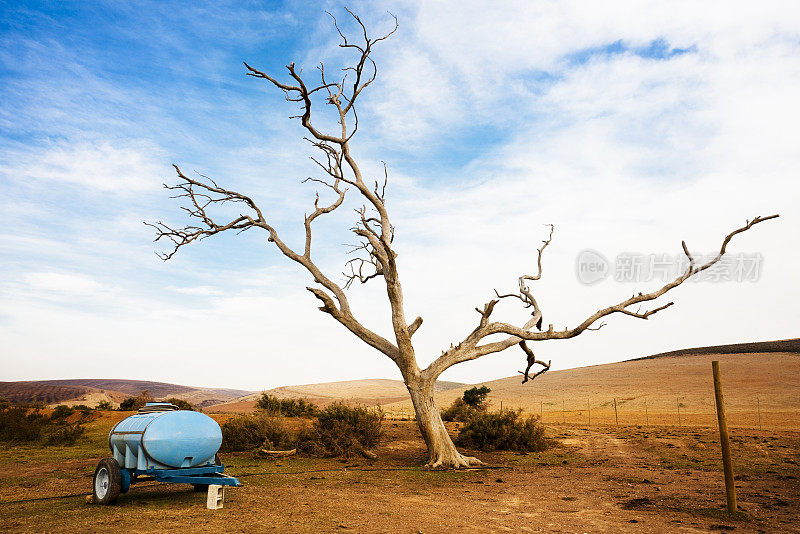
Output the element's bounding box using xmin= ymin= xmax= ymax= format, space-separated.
xmin=108 ymin=404 xmax=222 ymax=470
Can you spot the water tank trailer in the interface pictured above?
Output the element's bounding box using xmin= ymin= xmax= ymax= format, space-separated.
xmin=92 ymin=403 xmax=239 ymax=504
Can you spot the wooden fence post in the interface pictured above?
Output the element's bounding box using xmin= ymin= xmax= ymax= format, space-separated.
xmin=562 ymin=398 xmax=565 ymax=424
xmin=613 ymin=398 xmax=618 ymax=426
xmin=713 ymin=399 xmax=718 ymax=429
xmin=712 ymin=360 xmax=737 ymax=514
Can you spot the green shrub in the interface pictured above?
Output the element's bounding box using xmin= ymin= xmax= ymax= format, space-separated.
xmin=462 ymin=386 xmax=491 ymax=407
xmin=0 ymin=406 xmax=88 ymax=446
xmin=455 ymin=410 xmax=549 ymax=453
xmin=0 ymin=397 xmax=11 ymax=410
xmin=165 ymin=398 xmax=195 ymax=411
xmin=441 ymin=398 xmax=484 ymax=423
xmin=50 ymin=405 xmax=75 ymax=420
xmin=220 ymin=413 xmax=292 ymax=452
xmin=299 ymin=402 xmax=383 ymax=458
xmin=442 ymin=386 xmax=493 ymax=422
xmin=256 ymin=394 xmax=319 ymax=417
xmin=0 ymin=407 xmax=45 ymax=442
xmin=95 ymin=400 xmax=113 ymax=411
xmin=43 ymin=422 xmax=85 ymax=445
xmin=119 ymin=390 xmax=154 ymax=411
xmin=73 ymin=404 xmax=92 ymax=415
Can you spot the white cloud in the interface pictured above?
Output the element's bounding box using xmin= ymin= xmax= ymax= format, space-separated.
xmin=347 ymin=0 xmax=800 ymax=382
xmin=23 ymin=272 xmax=104 ymax=293
xmin=169 ymin=285 xmax=224 ymax=296
xmin=2 ymin=140 xmax=167 ymax=192
xmin=1 ymin=1 xmax=798 ymax=388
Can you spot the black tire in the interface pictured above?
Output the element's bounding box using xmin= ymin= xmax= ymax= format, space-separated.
xmin=93 ymin=458 xmax=122 ymax=505
xmin=192 ymin=453 xmax=222 ymax=492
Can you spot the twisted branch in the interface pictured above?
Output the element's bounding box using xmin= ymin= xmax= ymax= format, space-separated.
xmin=518 ymin=341 xmax=551 ymax=384
xmin=422 ymin=215 xmax=778 ymax=382
xmin=148 ymin=11 xmax=404 ymax=364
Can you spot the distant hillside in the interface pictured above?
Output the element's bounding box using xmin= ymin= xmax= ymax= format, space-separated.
xmin=0 ymin=379 xmax=253 ymax=408
xmin=382 ymin=342 xmax=800 ymax=429
xmin=207 ymin=378 xmax=466 ymax=413
xmin=627 ymin=338 xmax=800 ymax=361
xmin=0 ymin=382 xmax=91 ymax=405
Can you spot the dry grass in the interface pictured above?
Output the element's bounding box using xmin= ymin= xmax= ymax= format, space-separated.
xmin=1 ymin=413 xmax=798 ymax=533
xmin=383 ymin=352 xmax=800 ymax=429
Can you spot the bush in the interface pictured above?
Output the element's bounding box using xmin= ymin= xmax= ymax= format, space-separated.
xmin=43 ymin=422 xmax=85 ymax=445
xmin=455 ymin=410 xmax=549 ymax=453
xmin=220 ymin=413 xmax=293 ymax=452
xmin=462 ymin=386 xmax=491 ymax=407
xmin=0 ymin=406 xmax=88 ymax=446
xmin=0 ymin=396 xmax=11 ymax=410
xmin=165 ymin=398 xmax=195 ymax=411
xmin=95 ymin=400 xmax=113 ymax=411
xmin=50 ymin=405 xmax=75 ymax=420
xmin=119 ymin=390 xmax=154 ymax=411
xmin=73 ymin=404 xmax=92 ymax=415
xmin=299 ymin=403 xmax=383 ymax=458
xmin=442 ymin=386 xmax=493 ymax=422
xmin=0 ymin=406 xmax=45 ymax=442
xmin=441 ymin=398 xmax=483 ymax=423
xmin=256 ymin=394 xmax=319 ymax=417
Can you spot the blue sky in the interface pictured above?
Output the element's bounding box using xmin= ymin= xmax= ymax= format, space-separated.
xmin=1 ymin=1 xmax=798 ymax=390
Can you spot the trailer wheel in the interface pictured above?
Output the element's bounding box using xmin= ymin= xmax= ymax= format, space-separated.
xmin=192 ymin=453 xmax=222 ymax=492
xmin=93 ymin=458 xmax=122 ymax=505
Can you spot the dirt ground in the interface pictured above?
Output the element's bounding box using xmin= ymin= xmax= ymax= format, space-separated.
xmin=1 ymin=414 xmax=798 ymax=533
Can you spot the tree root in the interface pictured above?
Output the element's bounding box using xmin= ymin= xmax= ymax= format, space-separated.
xmin=425 ymin=452 xmax=484 ymax=470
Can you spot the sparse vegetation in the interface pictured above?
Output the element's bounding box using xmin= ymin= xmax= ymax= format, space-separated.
xmin=220 ymin=413 xmax=293 ymax=452
xmin=49 ymin=405 xmax=74 ymax=420
xmin=72 ymin=404 xmax=92 ymax=415
xmin=0 ymin=405 xmax=87 ymax=446
xmin=441 ymin=398 xmax=480 ymax=423
xmin=95 ymin=400 xmax=113 ymax=410
xmin=0 ymin=406 xmax=44 ymax=442
xmin=165 ymin=397 xmax=195 ymax=411
xmin=299 ymin=402 xmax=384 ymax=458
xmin=256 ymin=393 xmax=320 ymax=417
xmin=118 ymin=390 xmax=154 ymax=411
xmin=442 ymin=386 xmax=492 ymax=422
xmin=43 ymin=421 xmax=85 ymax=445
xmin=221 ymin=402 xmax=384 ymax=457
xmin=462 ymin=386 xmax=491 ymax=407
xmin=455 ymin=410 xmax=550 ymax=453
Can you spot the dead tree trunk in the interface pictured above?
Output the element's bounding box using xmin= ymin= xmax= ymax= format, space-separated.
xmin=406 ymin=376 xmax=481 ymax=468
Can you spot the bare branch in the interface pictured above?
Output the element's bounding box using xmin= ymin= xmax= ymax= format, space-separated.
xmin=148 ymin=163 xmax=402 ymax=364
xmin=423 ymin=214 xmax=778 ymax=382
xmin=518 ymin=341 xmax=551 ymax=384
xmin=407 ymin=316 xmax=423 ymax=337
xmin=520 ymin=223 xmax=554 ymax=284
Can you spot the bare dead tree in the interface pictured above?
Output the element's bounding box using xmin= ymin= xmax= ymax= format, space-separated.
xmin=148 ymin=10 xmax=779 ymax=468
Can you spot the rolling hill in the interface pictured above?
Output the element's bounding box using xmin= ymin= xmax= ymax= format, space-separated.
xmin=206 ymin=378 xmax=466 ymax=413
xmin=0 ymin=379 xmax=253 ymax=408
xmin=4 ymin=339 xmax=797 ymax=429
xmin=382 ymin=340 xmax=800 ymax=428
